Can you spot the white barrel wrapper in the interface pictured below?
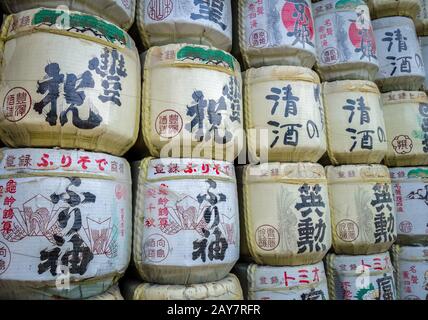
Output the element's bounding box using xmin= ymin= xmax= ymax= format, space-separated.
xmin=0 ymin=0 xmax=136 ymax=30
xmin=393 ymin=245 xmax=428 ymax=300
xmin=390 ymin=167 xmax=428 ymax=245
xmin=326 ymin=252 xmax=397 ymax=300
xmin=235 ymin=262 xmax=329 ymax=300
xmin=373 ymin=16 xmax=425 ymax=92
xmin=133 ymin=157 xmax=239 ymax=285
xmin=313 ymin=0 xmax=379 ymax=81
xmin=137 ymin=0 xmax=232 ymax=51
xmin=0 ymin=148 xmax=132 ymax=299
xmin=237 ymin=0 xmax=317 ymax=69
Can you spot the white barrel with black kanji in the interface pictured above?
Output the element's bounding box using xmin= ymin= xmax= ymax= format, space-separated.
xmin=133 ymin=157 xmax=239 ymax=285
xmin=136 ymin=0 xmax=232 ymax=51
xmin=0 ymin=8 xmax=141 ymax=156
xmin=313 ymin=0 xmax=379 ymax=81
xmin=237 ymin=0 xmax=317 ymax=69
xmin=237 ymin=163 xmax=331 ymax=266
xmin=0 ymin=148 xmax=132 ymax=299
xmin=0 ymin=0 xmax=136 ymax=30
xmin=373 ymin=16 xmax=425 ymax=92
xmin=326 ymin=252 xmax=397 ymax=300
xmin=234 ymin=262 xmax=329 ymax=300
xmin=326 ymin=165 xmax=397 ymax=255
xmin=390 ymin=167 xmax=428 ymax=245
xmin=392 ymin=245 xmax=428 ymax=300
xmin=323 ymin=80 xmax=387 ymax=165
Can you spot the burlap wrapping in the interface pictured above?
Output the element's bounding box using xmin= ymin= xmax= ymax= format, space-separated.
xmin=0 ymin=8 xmax=141 ymax=156
xmin=327 ymin=164 xmax=397 ymax=255
xmin=323 ymin=80 xmax=387 ymax=164
xmin=368 ymin=0 xmax=421 ymax=20
xmin=244 ymin=66 xmax=326 ymax=163
xmin=123 ymin=274 xmax=243 ymax=300
xmin=382 ymin=91 xmax=428 ymax=166
xmin=237 ymin=163 xmax=331 ymax=266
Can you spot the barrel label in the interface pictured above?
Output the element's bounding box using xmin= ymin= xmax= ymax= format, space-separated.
xmin=314 ymin=0 xmax=377 ymax=67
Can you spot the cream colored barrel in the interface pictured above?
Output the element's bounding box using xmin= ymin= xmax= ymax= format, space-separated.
xmin=392 ymin=245 xmax=428 ymax=300
xmin=244 ymin=66 xmax=326 ymax=163
xmin=416 ymin=0 xmax=428 ymax=35
xmin=367 ymin=0 xmax=421 ymax=21
xmin=237 ymin=163 xmax=331 ymax=266
xmin=237 ymin=0 xmax=316 ymax=69
xmin=0 ymin=0 xmax=135 ymax=30
xmin=136 ymin=0 xmax=232 ymax=52
xmin=313 ymin=0 xmax=379 ymax=82
xmin=390 ymin=167 xmax=428 ymax=245
xmin=234 ymin=262 xmax=329 ymax=300
xmin=327 ymin=165 xmax=397 ymax=255
xmin=373 ymin=17 xmax=425 ymax=92
xmin=133 ymin=157 xmax=239 ymax=285
xmin=382 ymin=91 xmax=428 ymax=166
xmin=0 ymin=148 xmax=132 ymax=300
xmin=141 ymin=43 xmax=243 ymax=162
xmin=420 ymin=37 xmax=428 ymax=90
xmin=326 ymin=252 xmax=397 ymax=300
xmin=123 ymin=274 xmax=243 ymax=300
xmin=0 ymin=8 xmax=141 ymax=156
xmin=323 ymin=81 xmax=387 ymax=165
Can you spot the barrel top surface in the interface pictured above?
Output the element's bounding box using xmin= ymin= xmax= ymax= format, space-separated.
xmin=396 ymin=245 xmax=428 ymax=260
xmin=328 ymin=251 xmax=393 ymax=273
xmin=5 ymin=7 xmax=136 ymax=51
xmin=0 ymin=147 xmax=131 ymax=181
xmin=381 ymin=91 xmax=428 ymax=104
xmin=245 ymin=66 xmax=320 ymax=84
xmin=372 ymin=15 xmax=415 ymax=29
xmin=313 ymin=0 xmax=369 ymax=17
xmin=322 ymin=80 xmax=380 ymax=94
xmin=389 ymin=167 xmax=428 ymax=180
xmin=326 ymin=164 xmax=390 ymax=182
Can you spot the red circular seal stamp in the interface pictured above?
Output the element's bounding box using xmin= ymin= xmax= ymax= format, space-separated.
xmin=255 ymin=224 xmax=280 ymax=251
xmin=147 ymin=0 xmax=173 ymax=21
xmin=399 ymin=220 xmax=413 ymax=233
xmin=336 ymin=219 xmax=359 ymax=242
xmin=2 ymin=87 xmax=32 ymax=122
xmin=155 ymin=109 xmax=183 ymax=138
xmin=0 ymin=241 xmax=11 ymax=275
xmin=249 ymin=29 xmax=269 ymax=48
xmin=392 ymin=135 xmax=413 ymax=154
xmin=143 ymin=233 xmax=170 ymax=262
xmin=321 ymin=47 xmax=339 ymax=64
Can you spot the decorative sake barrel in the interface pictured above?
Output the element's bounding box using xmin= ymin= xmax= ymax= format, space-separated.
xmin=0 ymin=148 xmax=132 ymax=299
xmin=421 ymin=37 xmax=428 ymax=90
xmin=416 ymin=0 xmax=428 ymax=35
xmin=326 ymin=252 xmax=397 ymax=300
xmin=390 ymin=167 xmax=428 ymax=245
xmin=133 ymin=157 xmax=239 ymax=285
xmin=382 ymin=91 xmax=428 ymax=166
xmin=323 ymin=80 xmax=387 ymax=165
xmin=0 ymin=8 xmax=140 ymax=157
xmin=234 ymin=262 xmax=329 ymax=300
xmin=373 ymin=17 xmax=425 ymax=92
xmin=0 ymin=0 xmax=135 ymax=30
xmin=123 ymin=274 xmax=243 ymax=300
xmin=237 ymin=0 xmax=316 ymax=69
xmin=136 ymin=0 xmax=232 ymax=52
xmin=368 ymin=0 xmax=421 ymax=21
xmin=326 ymin=165 xmax=397 ymax=255
xmin=313 ymin=0 xmax=379 ymax=81
xmin=392 ymin=245 xmax=428 ymax=300
xmin=141 ymin=43 xmax=243 ymax=162
xmin=237 ymin=163 xmax=331 ymax=266
xmin=244 ymin=66 xmax=326 ymax=163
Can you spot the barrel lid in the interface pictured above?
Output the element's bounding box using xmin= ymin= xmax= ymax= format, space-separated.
xmin=144 ymin=43 xmax=240 ymax=76
xmin=4 ymin=7 xmax=136 ymax=51
xmin=137 ymin=157 xmax=236 ymax=182
xmin=326 ymin=164 xmax=390 ymax=183
xmin=244 ymin=66 xmax=320 ymax=85
xmin=323 ymin=80 xmax=380 ymax=94
xmin=240 ymin=163 xmax=326 ymax=184
xmin=0 ymin=147 xmax=131 ymax=182
xmin=390 ymin=167 xmax=428 ymax=180
xmin=327 ymin=252 xmax=393 ymax=274
xmin=396 ymin=245 xmax=428 ymax=261
xmin=313 ymin=0 xmax=369 ymax=18
xmin=372 ymin=15 xmax=415 ymax=29
xmin=381 ymin=91 xmax=428 ymax=105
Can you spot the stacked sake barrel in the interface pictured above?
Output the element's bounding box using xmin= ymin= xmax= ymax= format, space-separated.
xmin=233 ymin=0 xmax=331 ymax=300
xmin=127 ymin=1 xmax=244 ymax=300
xmin=312 ymin=0 xmax=398 ymax=300
xmin=0 ymin=4 xmax=140 ymax=299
